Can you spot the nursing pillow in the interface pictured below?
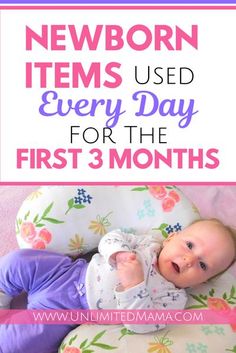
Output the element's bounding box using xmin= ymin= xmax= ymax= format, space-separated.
xmin=15 ymin=185 xmax=200 ymax=254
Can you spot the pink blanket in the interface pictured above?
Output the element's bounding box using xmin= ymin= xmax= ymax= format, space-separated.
xmin=0 ymin=186 xmax=36 ymax=256
xmin=180 ymin=185 xmax=236 ymax=227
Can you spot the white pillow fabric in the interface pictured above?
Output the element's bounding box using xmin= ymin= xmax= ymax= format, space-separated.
xmin=16 ymin=185 xmax=200 ymax=255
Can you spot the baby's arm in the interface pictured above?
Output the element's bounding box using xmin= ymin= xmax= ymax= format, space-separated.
xmin=98 ymin=229 xmax=187 ymax=334
xmin=98 ymin=229 xmax=159 ymax=291
xmin=116 ymin=253 xmax=144 ymax=290
xmin=98 ymin=229 xmax=161 ymax=266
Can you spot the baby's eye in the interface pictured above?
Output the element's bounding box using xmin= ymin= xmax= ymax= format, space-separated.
xmin=199 ymin=261 xmax=207 ymax=271
xmin=186 ymin=241 xmax=193 ymax=249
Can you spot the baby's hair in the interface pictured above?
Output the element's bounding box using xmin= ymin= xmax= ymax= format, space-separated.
xmin=192 ymin=218 xmax=236 ymax=271
xmin=223 ymin=224 xmax=236 ymax=261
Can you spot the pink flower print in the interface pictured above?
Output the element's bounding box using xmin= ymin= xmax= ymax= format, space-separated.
xmin=207 ymin=297 xmax=230 ymax=311
xmin=63 ymin=347 xmax=81 ymax=353
xmin=207 ymin=297 xmax=236 ymax=332
xmin=31 ymin=228 xmax=52 ymax=249
xmin=32 ymin=239 xmax=46 ymax=250
xmin=20 ymin=222 xmax=37 ymax=243
xmin=168 ymin=190 xmax=180 ymax=202
xmin=162 ymin=197 xmax=175 ymax=212
xmin=148 ymin=186 xmax=167 ymax=200
xmin=38 ymin=228 xmax=52 ymax=244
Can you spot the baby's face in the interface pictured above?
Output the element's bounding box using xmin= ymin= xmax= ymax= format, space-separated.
xmin=158 ymin=220 xmax=235 ymax=288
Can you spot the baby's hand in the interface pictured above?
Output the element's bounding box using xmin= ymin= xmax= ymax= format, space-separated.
xmin=115 ymin=251 xmax=136 ymax=264
xmin=117 ymin=254 xmax=144 ymax=290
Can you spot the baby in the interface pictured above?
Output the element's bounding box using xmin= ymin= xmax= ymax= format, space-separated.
xmin=0 ymin=219 xmax=235 ymax=353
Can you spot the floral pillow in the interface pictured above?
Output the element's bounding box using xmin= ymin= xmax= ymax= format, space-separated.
xmin=16 ymin=185 xmax=200 ymax=255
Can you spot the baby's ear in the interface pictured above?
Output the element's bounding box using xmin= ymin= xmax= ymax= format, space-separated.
xmin=163 ymin=232 xmax=177 ymax=245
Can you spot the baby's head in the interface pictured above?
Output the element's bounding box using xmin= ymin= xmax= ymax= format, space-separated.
xmin=158 ymin=219 xmax=236 ymax=288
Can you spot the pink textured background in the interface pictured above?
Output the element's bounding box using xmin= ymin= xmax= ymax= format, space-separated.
xmin=0 ymin=186 xmax=36 ymax=256
xmin=1 ymin=185 xmax=236 ymax=275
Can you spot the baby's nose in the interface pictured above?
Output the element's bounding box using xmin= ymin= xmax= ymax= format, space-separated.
xmin=183 ymin=254 xmax=196 ymax=267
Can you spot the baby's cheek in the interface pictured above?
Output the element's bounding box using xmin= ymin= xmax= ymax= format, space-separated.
xmin=188 ymin=269 xmax=206 ymax=285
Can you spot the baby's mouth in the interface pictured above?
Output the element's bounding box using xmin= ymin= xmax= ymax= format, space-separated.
xmin=172 ymin=262 xmax=180 ymax=273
